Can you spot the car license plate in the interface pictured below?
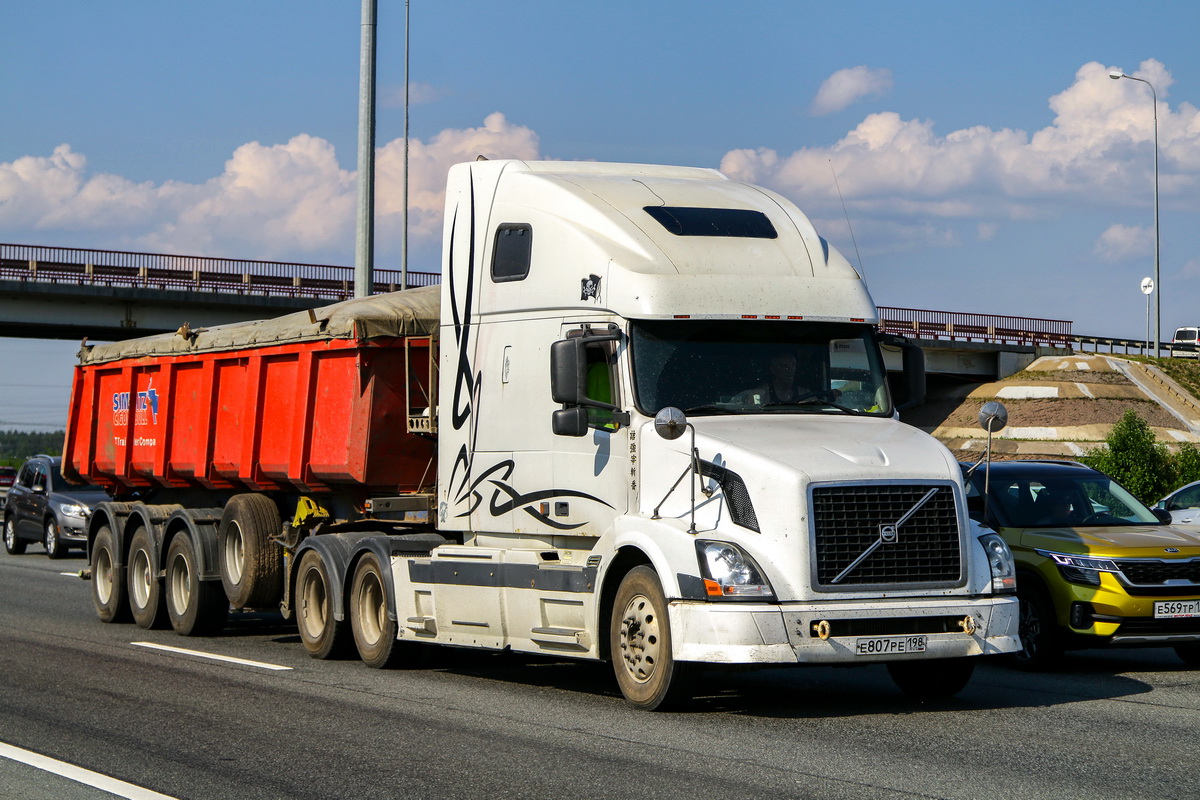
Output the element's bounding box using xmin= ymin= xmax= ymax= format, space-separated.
xmin=1155 ymin=600 xmax=1200 ymax=619
xmin=854 ymin=635 xmax=927 ymax=656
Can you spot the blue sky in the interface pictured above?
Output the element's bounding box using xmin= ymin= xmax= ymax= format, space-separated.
xmin=3 ymin=0 xmax=1200 ymax=429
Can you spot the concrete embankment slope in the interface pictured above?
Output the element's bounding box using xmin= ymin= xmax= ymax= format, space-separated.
xmin=908 ymin=354 xmax=1200 ymax=460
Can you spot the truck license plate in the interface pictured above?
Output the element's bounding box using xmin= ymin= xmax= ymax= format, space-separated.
xmin=1155 ymin=600 xmax=1200 ymax=618
xmin=854 ymin=635 xmax=927 ymax=656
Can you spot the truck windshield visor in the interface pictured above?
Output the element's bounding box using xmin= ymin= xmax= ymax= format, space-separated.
xmin=629 ymin=320 xmax=892 ymax=417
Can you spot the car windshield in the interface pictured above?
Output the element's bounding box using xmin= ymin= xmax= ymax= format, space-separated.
xmin=48 ymin=462 xmax=104 ymax=493
xmin=628 ymin=320 xmax=892 ymax=417
xmin=980 ymin=472 xmax=1159 ymax=528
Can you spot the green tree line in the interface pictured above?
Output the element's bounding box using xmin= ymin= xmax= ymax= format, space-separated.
xmin=0 ymin=429 xmax=66 ymax=466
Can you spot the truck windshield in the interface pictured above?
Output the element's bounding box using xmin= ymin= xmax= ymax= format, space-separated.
xmin=629 ymin=320 xmax=892 ymax=417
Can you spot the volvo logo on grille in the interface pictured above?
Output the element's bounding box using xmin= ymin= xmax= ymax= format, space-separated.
xmin=880 ymin=523 xmax=899 ymax=543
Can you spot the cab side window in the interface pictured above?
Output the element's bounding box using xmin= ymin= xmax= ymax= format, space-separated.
xmin=584 ymin=341 xmax=617 ymax=430
xmin=491 ymin=224 xmax=532 ymax=282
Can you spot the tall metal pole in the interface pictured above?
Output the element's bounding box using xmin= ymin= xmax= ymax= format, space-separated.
xmin=402 ymin=0 xmax=410 ymax=291
xmin=1110 ymin=71 xmax=1160 ymax=355
xmin=354 ymin=0 xmax=378 ymax=298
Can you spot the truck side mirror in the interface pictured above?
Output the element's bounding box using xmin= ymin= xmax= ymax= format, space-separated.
xmin=552 ymin=407 xmax=589 ymax=437
xmin=550 ymin=339 xmax=585 ymax=405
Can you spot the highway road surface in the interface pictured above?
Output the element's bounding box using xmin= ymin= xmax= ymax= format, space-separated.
xmin=1 ymin=546 xmax=1198 ymax=800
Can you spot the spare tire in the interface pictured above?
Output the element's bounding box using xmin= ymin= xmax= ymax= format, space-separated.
xmin=218 ymin=493 xmax=283 ymax=609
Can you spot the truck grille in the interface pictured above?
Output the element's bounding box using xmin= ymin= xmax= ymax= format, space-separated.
xmin=811 ymin=483 xmax=962 ymax=589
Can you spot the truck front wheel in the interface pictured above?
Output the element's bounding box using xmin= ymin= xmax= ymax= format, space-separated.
xmin=296 ymin=550 xmax=349 ymax=659
xmin=91 ymin=525 xmax=129 ymax=623
xmin=165 ymin=533 xmax=228 ymax=636
xmin=128 ymin=527 xmax=166 ymax=629
xmin=610 ymin=566 xmax=692 ymax=710
xmin=350 ymin=553 xmax=405 ymax=668
xmin=219 ymin=494 xmax=283 ymax=609
xmin=887 ymin=658 xmax=975 ymax=700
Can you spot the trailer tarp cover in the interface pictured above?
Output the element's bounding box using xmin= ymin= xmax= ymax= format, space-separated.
xmin=79 ymin=284 xmax=440 ymax=365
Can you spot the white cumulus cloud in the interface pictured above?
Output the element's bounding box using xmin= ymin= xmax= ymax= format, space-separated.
xmin=810 ymin=66 xmax=893 ymax=116
xmin=0 ymin=114 xmax=541 ymax=263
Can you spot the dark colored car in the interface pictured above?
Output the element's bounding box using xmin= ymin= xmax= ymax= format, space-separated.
xmin=3 ymin=455 xmax=108 ymax=559
xmin=962 ymin=460 xmax=1200 ymax=668
xmin=0 ymin=466 xmax=15 ymax=500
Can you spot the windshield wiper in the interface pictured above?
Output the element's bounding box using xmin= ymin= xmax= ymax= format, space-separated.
xmin=762 ymin=399 xmax=863 ymax=416
xmin=682 ymin=404 xmax=739 ymax=416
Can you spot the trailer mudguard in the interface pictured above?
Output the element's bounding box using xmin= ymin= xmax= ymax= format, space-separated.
xmin=162 ymin=507 xmax=224 ymax=581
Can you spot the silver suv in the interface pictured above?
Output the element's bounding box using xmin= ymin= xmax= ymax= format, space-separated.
xmin=3 ymin=455 xmax=108 ymax=559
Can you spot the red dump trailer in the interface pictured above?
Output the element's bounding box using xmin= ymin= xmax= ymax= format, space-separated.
xmin=64 ymin=287 xmax=440 ymax=501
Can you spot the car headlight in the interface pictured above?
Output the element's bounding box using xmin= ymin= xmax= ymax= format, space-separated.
xmin=978 ymin=533 xmax=1017 ymax=594
xmin=59 ymin=503 xmax=90 ymax=519
xmin=696 ymin=540 xmax=774 ymax=600
xmin=1038 ymin=550 xmax=1119 ymax=587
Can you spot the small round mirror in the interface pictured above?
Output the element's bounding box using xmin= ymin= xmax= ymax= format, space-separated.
xmin=979 ymin=401 xmax=1008 ymax=433
xmin=653 ymin=407 xmax=688 ymax=440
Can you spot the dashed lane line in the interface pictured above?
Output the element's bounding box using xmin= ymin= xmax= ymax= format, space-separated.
xmin=0 ymin=740 xmax=179 ymax=800
xmin=132 ymin=641 xmax=293 ymax=671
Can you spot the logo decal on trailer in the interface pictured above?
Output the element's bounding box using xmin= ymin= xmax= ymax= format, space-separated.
xmin=112 ymin=383 xmax=161 ymax=426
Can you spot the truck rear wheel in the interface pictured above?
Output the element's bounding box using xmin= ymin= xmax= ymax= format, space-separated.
xmin=296 ymin=550 xmax=349 ymax=659
xmin=91 ymin=525 xmax=129 ymax=623
xmin=351 ymin=553 xmax=404 ymax=668
xmin=165 ymin=533 xmax=228 ymax=636
xmin=887 ymin=658 xmax=975 ymax=700
xmin=219 ymin=494 xmax=283 ymax=609
xmin=610 ymin=566 xmax=692 ymax=710
xmin=128 ymin=527 xmax=166 ymax=629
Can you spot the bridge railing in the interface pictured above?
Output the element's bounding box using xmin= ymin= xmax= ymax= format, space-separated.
xmin=878 ymin=306 xmax=1073 ymax=348
xmin=0 ymin=243 xmax=438 ymax=299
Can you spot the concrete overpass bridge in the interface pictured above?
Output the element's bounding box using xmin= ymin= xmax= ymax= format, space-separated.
xmin=1 ymin=242 xmax=1082 ymax=379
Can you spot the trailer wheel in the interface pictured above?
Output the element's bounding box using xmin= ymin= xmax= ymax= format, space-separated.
xmin=91 ymin=525 xmax=129 ymax=623
xmin=887 ymin=658 xmax=975 ymax=701
xmin=128 ymin=527 xmax=166 ymax=629
xmin=351 ymin=553 xmax=405 ymax=668
xmin=219 ymin=494 xmax=283 ymax=609
xmin=165 ymin=533 xmax=228 ymax=636
xmin=4 ymin=516 xmax=27 ymax=555
xmin=610 ymin=566 xmax=692 ymax=710
xmin=296 ymin=549 xmax=350 ymax=659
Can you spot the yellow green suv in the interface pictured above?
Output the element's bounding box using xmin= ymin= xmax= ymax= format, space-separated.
xmin=962 ymin=460 xmax=1200 ymax=668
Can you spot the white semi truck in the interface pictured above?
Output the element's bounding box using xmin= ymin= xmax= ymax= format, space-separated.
xmin=65 ymin=159 xmax=1019 ymax=709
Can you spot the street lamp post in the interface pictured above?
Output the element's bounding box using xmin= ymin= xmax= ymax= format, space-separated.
xmin=1110 ymin=69 xmax=1160 ymax=356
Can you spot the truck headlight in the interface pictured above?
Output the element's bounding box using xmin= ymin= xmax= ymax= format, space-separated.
xmin=59 ymin=503 xmax=90 ymax=519
xmin=696 ymin=540 xmax=774 ymax=600
xmin=978 ymin=533 xmax=1017 ymax=594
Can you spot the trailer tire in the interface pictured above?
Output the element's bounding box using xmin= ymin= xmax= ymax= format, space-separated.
xmin=296 ymin=549 xmax=350 ymax=659
xmin=351 ymin=553 xmax=405 ymax=669
xmin=128 ymin=527 xmax=166 ymax=629
xmin=4 ymin=515 xmax=26 ymax=555
xmin=165 ymin=533 xmax=229 ymax=636
xmin=91 ymin=525 xmax=129 ymax=623
xmin=887 ymin=658 xmax=975 ymax=701
xmin=610 ymin=566 xmax=692 ymax=710
xmin=219 ymin=494 xmax=283 ymax=610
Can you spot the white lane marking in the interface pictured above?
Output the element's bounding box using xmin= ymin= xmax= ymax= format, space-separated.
xmin=0 ymin=740 xmax=179 ymax=800
xmin=132 ymin=642 xmax=293 ymax=671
